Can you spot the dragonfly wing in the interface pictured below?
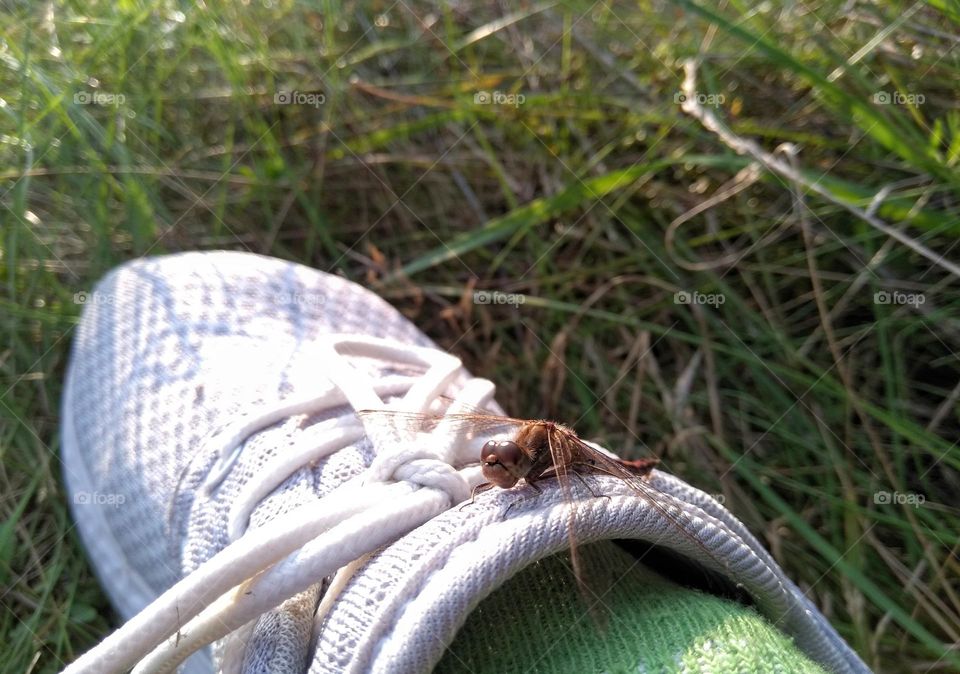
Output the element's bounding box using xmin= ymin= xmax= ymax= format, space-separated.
xmin=356 ymin=410 xmax=526 ymax=435
xmin=541 ymin=428 xmax=603 ymax=621
xmin=355 ymin=409 xmax=528 ymax=462
xmin=564 ymin=436 xmax=728 ymax=573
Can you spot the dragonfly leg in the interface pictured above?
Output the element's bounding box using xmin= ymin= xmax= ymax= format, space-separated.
xmin=497 ymin=478 xmax=540 ymax=518
xmin=523 ymin=476 xmax=543 ymax=494
xmin=502 ymin=495 xmax=527 ymax=518
xmin=458 ymin=481 xmax=495 ymax=511
xmin=568 ymin=467 xmax=609 ymax=500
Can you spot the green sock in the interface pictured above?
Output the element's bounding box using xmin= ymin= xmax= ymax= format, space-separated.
xmin=438 ymin=541 xmax=827 ymax=673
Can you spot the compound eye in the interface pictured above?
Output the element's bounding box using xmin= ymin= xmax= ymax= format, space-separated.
xmin=481 ymin=440 xmax=522 ymax=468
xmin=480 ymin=440 xmax=525 ymax=488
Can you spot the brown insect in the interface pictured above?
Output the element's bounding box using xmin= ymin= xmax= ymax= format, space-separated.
xmin=475 ymin=419 xmax=659 ymax=492
xmin=356 ymin=401 xmax=714 ymax=605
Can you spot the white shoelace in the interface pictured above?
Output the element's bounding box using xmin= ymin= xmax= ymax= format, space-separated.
xmin=63 ymin=335 xmax=498 ymax=674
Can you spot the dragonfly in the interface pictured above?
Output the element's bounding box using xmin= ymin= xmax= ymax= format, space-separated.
xmin=356 ymin=398 xmax=720 ymax=603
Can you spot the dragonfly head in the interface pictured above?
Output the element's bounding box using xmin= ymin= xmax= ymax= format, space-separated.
xmin=480 ymin=439 xmax=531 ymax=488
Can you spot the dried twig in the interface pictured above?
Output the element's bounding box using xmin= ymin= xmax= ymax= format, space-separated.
xmin=678 ymin=59 xmax=960 ymax=280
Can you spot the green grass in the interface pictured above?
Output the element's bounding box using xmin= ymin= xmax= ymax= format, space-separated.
xmin=2 ymin=1 xmax=959 ymax=671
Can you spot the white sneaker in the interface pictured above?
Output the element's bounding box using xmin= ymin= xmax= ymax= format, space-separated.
xmin=60 ymin=251 xmax=870 ymax=673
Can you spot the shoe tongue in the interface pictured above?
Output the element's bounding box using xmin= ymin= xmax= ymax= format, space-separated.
xmin=239 ymin=583 xmax=326 ymax=673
